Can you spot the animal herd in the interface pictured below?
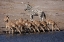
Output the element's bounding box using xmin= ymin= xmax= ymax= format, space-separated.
xmin=4 ymin=15 xmax=60 ymax=34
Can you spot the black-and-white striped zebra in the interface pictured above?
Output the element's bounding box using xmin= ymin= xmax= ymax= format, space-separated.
xmin=21 ymin=2 xmax=46 ymax=21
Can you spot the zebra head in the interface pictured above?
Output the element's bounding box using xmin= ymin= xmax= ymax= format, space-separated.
xmin=24 ymin=3 xmax=32 ymax=11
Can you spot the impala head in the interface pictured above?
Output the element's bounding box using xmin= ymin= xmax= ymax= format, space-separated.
xmin=4 ymin=15 xmax=9 ymax=22
xmin=18 ymin=18 xmax=24 ymax=23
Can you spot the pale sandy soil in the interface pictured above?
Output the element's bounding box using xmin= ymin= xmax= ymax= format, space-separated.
xmin=0 ymin=0 xmax=64 ymax=34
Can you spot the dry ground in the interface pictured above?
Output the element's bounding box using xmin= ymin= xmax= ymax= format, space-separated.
xmin=0 ymin=0 xmax=64 ymax=33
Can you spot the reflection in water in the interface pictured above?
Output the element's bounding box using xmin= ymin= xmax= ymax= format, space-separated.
xmin=0 ymin=31 xmax=64 ymax=42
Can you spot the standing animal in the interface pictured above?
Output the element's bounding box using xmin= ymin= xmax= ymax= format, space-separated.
xmin=22 ymin=2 xmax=46 ymax=21
xmin=46 ymin=19 xmax=60 ymax=31
xmin=4 ymin=15 xmax=21 ymax=34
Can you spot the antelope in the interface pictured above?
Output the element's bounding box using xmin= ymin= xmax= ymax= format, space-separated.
xmin=16 ymin=18 xmax=34 ymax=33
xmin=15 ymin=20 xmax=24 ymax=32
xmin=16 ymin=18 xmax=33 ymax=33
xmin=4 ymin=15 xmax=21 ymax=34
xmin=40 ymin=21 xmax=50 ymax=31
xmin=30 ymin=21 xmax=40 ymax=33
xmin=46 ymin=19 xmax=60 ymax=31
xmin=23 ymin=19 xmax=36 ymax=33
xmin=15 ymin=18 xmax=26 ymax=32
xmin=33 ymin=20 xmax=45 ymax=32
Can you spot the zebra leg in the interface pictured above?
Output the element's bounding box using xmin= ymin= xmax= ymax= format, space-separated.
xmin=30 ymin=14 xmax=33 ymax=21
xmin=42 ymin=17 xmax=44 ymax=21
xmin=39 ymin=16 xmax=41 ymax=21
xmin=39 ymin=15 xmax=43 ymax=21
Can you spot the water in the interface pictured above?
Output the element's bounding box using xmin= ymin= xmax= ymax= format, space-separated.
xmin=0 ymin=31 xmax=64 ymax=42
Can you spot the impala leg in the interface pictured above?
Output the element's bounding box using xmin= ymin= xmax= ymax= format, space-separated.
xmin=21 ymin=27 xmax=23 ymax=32
xmin=32 ymin=28 xmax=36 ymax=33
xmin=55 ymin=25 xmax=60 ymax=31
xmin=11 ymin=28 xmax=14 ymax=34
xmin=40 ymin=26 xmax=45 ymax=32
xmin=31 ymin=27 xmax=36 ymax=33
xmin=15 ymin=27 xmax=21 ymax=34
xmin=8 ymin=28 xmax=11 ymax=34
xmin=46 ymin=26 xmax=50 ymax=31
xmin=52 ymin=25 xmax=54 ymax=31
xmin=31 ymin=25 xmax=36 ymax=33
xmin=6 ymin=26 xmax=8 ymax=34
xmin=35 ymin=26 xmax=40 ymax=32
xmin=57 ymin=28 xmax=60 ymax=31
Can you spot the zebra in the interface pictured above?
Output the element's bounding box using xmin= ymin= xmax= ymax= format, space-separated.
xmin=21 ymin=2 xmax=46 ymax=21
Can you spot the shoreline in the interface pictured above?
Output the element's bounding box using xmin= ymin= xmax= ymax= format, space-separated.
xmin=0 ymin=27 xmax=64 ymax=35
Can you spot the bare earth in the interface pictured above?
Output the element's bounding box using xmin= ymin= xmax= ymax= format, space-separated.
xmin=0 ymin=0 xmax=64 ymax=34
